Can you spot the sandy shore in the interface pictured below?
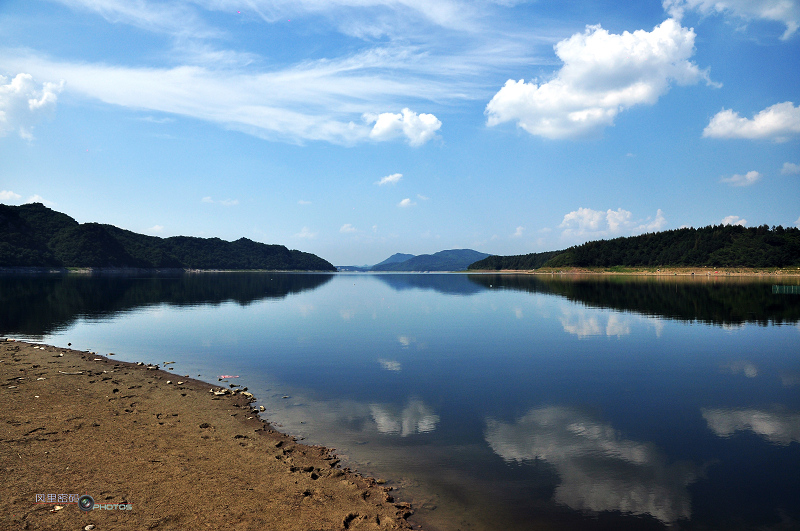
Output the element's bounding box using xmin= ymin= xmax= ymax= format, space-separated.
xmin=0 ymin=340 xmax=414 ymax=531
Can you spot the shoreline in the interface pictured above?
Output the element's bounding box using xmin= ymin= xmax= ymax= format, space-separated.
xmin=468 ymin=266 xmax=800 ymax=277
xmin=1 ymin=339 xmax=414 ymax=530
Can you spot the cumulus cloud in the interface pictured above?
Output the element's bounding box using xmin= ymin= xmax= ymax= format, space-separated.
xmin=25 ymin=194 xmax=55 ymax=206
xmin=339 ymin=223 xmax=357 ymax=233
xmin=365 ymin=108 xmax=441 ymax=146
xmin=663 ymin=0 xmax=800 ymax=40
xmin=703 ymin=102 xmax=800 ymax=141
xmin=295 ymin=226 xmax=316 ymax=238
xmin=781 ymin=162 xmax=800 ymax=175
xmin=512 ymin=226 xmax=525 ymax=237
xmin=721 ymin=215 xmax=747 ymax=226
xmin=559 ymin=207 xmax=666 ymax=238
xmin=796 ymin=216 xmax=800 ymax=228
xmin=720 ymin=170 xmax=762 ymax=186
xmin=398 ymin=198 xmax=416 ymax=207
xmin=297 ymin=199 xmax=312 ymax=205
xmin=376 ymin=172 xmax=403 ymax=185
xmin=147 ymin=225 xmax=164 ymax=233
xmin=370 ymin=398 xmax=440 ymax=436
xmin=0 ymin=73 xmax=63 ymax=140
xmin=0 ymin=190 xmax=22 ymax=201
xmin=702 ymin=407 xmax=800 ymax=445
xmin=486 ymin=19 xmax=712 ymax=139
xmin=485 ymin=406 xmax=698 ymax=523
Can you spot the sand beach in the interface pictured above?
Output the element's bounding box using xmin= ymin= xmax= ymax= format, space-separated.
xmin=1 ymin=340 xmax=414 ymax=531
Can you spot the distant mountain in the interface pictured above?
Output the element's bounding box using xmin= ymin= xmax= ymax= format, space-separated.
xmin=0 ymin=203 xmax=336 ymax=271
xmin=372 ymin=253 xmax=416 ymax=268
xmin=372 ymin=249 xmax=490 ymax=271
xmin=468 ymin=225 xmax=800 ymax=270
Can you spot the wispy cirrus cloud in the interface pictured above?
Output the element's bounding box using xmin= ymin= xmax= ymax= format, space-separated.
xmin=663 ymin=0 xmax=800 ymax=40
xmin=10 ymin=0 xmax=550 ymax=146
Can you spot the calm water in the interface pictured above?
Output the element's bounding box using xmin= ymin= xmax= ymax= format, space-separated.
xmin=3 ymin=272 xmax=800 ymax=530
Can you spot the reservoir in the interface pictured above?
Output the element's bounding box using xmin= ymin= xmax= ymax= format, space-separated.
xmin=2 ymin=272 xmax=799 ymax=530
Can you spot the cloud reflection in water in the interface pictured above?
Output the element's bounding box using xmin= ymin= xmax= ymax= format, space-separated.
xmin=371 ymin=399 xmax=440 ymax=436
xmin=485 ymin=406 xmax=697 ymax=524
xmin=702 ymin=408 xmax=800 ymax=445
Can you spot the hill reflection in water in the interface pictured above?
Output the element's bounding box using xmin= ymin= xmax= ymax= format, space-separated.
xmin=0 ymin=272 xmax=333 ymax=338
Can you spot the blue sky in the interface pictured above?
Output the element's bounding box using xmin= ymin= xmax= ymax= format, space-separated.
xmin=1 ymin=0 xmax=799 ymax=265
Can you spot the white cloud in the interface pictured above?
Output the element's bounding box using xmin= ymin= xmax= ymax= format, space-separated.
xmin=5 ymin=52 xmax=454 ymax=146
xmin=781 ymin=162 xmax=800 ymax=175
xmin=295 ymin=226 xmax=317 ymax=238
xmin=202 ymin=196 xmax=238 ymax=206
xmin=721 ymin=215 xmax=747 ymax=226
xmin=702 ymin=407 xmax=800 ymax=445
xmin=663 ymin=0 xmax=800 ymax=40
xmin=416 ymin=193 xmax=429 ymax=201
xmin=297 ymin=199 xmax=312 ymax=205
xmin=340 ymin=223 xmax=357 ymax=233
xmin=0 ymin=73 xmax=63 ymax=140
xmin=512 ymin=226 xmax=525 ymax=237
xmin=795 ymin=216 xmax=800 ymax=228
xmin=485 ymin=406 xmax=698 ymax=524
xmin=398 ymin=198 xmax=416 ymax=207
xmin=147 ymin=224 xmax=164 ymax=233
xmin=376 ymin=172 xmax=403 ymax=185
xmin=703 ymin=102 xmax=800 ymax=141
xmin=720 ymin=170 xmax=762 ymax=186
xmin=0 ymin=190 xmax=22 ymax=201
xmin=486 ymin=19 xmax=712 ymax=139
xmin=365 ymin=108 xmax=441 ymax=146
xmin=559 ymin=207 xmax=666 ymax=238
xmin=25 ymin=194 xmax=55 ymax=206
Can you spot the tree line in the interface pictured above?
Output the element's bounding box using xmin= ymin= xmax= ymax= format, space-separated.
xmin=468 ymin=225 xmax=800 ymax=270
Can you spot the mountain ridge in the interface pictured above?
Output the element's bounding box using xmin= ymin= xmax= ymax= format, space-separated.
xmin=0 ymin=203 xmax=336 ymax=271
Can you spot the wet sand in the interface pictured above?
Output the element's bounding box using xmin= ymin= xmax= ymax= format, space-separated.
xmin=0 ymin=340 xmax=414 ymax=531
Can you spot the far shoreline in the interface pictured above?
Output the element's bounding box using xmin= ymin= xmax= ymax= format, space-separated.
xmin=467 ymin=266 xmax=800 ymax=277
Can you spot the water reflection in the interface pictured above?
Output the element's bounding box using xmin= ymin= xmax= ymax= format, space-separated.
xmin=0 ymin=272 xmax=333 ymax=338
xmin=559 ymin=309 xmax=633 ymax=338
xmin=468 ymin=274 xmax=800 ymax=326
xmin=370 ymin=399 xmax=440 ymax=436
xmin=485 ymin=406 xmax=698 ymax=524
xmin=375 ymin=273 xmax=483 ymax=295
xmin=702 ymin=408 xmax=800 ymax=445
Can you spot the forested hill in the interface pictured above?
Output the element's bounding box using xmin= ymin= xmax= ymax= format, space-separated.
xmin=372 ymin=249 xmax=490 ymax=271
xmin=0 ymin=203 xmax=336 ymax=271
xmin=468 ymin=225 xmax=800 ymax=270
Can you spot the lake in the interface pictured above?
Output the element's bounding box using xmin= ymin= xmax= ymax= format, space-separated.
xmin=2 ymin=272 xmax=799 ymax=530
